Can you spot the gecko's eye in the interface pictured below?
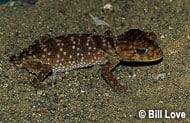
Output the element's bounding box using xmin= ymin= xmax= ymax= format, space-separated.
xmin=135 ymin=48 xmax=148 ymax=55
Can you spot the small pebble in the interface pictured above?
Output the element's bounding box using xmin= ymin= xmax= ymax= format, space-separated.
xmin=103 ymin=3 xmax=113 ymax=11
xmin=155 ymin=73 xmax=166 ymax=80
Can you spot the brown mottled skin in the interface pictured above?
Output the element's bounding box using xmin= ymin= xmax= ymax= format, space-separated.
xmin=10 ymin=29 xmax=163 ymax=92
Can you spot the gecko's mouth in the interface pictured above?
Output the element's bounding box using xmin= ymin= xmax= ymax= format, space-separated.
xmin=120 ymin=57 xmax=163 ymax=66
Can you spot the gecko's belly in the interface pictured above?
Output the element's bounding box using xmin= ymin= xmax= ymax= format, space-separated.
xmin=52 ymin=61 xmax=102 ymax=74
xmin=49 ymin=54 xmax=108 ymax=73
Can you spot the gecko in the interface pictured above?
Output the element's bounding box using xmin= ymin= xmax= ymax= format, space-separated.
xmin=10 ymin=29 xmax=163 ymax=92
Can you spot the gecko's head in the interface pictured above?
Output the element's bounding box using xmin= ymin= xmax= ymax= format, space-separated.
xmin=115 ymin=29 xmax=163 ymax=62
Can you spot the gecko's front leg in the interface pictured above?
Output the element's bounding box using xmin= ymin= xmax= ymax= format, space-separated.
xmin=101 ymin=57 xmax=130 ymax=92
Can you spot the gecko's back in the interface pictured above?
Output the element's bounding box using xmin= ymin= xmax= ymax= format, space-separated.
xmin=10 ymin=33 xmax=114 ymax=72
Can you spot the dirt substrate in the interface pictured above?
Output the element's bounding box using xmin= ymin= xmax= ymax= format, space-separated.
xmin=0 ymin=0 xmax=189 ymax=122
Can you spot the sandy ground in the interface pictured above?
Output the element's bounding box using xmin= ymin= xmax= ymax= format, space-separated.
xmin=0 ymin=0 xmax=189 ymax=122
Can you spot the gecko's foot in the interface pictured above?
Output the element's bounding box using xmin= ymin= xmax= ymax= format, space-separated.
xmin=31 ymin=80 xmax=46 ymax=89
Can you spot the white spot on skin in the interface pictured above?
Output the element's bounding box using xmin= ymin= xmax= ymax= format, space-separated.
xmin=88 ymin=47 xmax=92 ymax=50
xmin=57 ymin=54 xmax=60 ymax=58
xmin=56 ymin=40 xmax=61 ymax=43
xmin=86 ymin=42 xmax=89 ymax=46
xmin=43 ymin=48 xmax=47 ymax=52
xmin=56 ymin=59 xmax=60 ymax=63
xmin=77 ymin=47 xmax=80 ymax=51
xmin=70 ymin=36 xmax=74 ymax=41
xmin=72 ymin=61 xmax=75 ymax=64
xmin=87 ymin=36 xmax=92 ymax=41
xmin=28 ymin=56 xmax=32 ymax=59
xmin=77 ymin=53 xmax=80 ymax=56
xmin=59 ymin=47 xmax=63 ymax=52
xmin=48 ymin=52 xmax=51 ymax=56
xmin=57 ymin=43 xmax=60 ymax=46
xmin=88 ymin=52 xmax=91 ymax=55
xmin=81 ymin=57 xmax=84 ymax=61
xmin=47 ymin=58 xmax=50 ymax=61
xmin=63 ymin=52 xmax=66 ymax=55
xmin=72 ymin=45 xmax=75 ymax=49
xmin=33 ymin=55 xmax=36 ymax=58
xmin=69 ymin=55 xmax=72 ymax=59
xmin=42 ymin=54 xmax=46 ymax=58
xmin=61 ymin=43 xmax=64 ymax=46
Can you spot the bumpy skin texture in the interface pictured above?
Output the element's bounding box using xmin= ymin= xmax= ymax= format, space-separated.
xmin=10 ymin=29 xmax=163 ymax=92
